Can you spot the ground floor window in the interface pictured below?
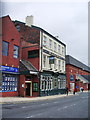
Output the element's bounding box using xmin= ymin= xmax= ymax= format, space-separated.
xmin=2 ymin=73 xmax=18 ymax=92
xmin=41 ymin=75 xmax=52 ymax=91
xmin=33 ymin=83 xmax=38 ymax=92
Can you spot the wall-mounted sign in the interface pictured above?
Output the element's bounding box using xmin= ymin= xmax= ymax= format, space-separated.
xmin=70 ymin=75 xmax=74 ymax=81
xmin=0 ymin=66 xmax=19 ymax=73
xmin=49 ymin=56 xmax=54 ymax=64
xmin=30 ymin=71 xmax=38 ymax=75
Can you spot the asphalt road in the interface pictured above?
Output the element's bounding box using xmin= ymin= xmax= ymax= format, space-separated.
xmin=2 ymin=92 xmax=89 ymax=118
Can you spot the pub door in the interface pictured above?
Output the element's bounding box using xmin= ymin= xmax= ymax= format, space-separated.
xmin=26 ymin=83 xmax=31 ymax=96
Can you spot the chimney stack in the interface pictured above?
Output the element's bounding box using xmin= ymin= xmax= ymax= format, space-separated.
xmin=25 ymin=15 xmax=33 ymax=27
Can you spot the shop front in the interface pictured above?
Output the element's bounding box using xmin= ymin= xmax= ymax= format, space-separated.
xmin=1 ymin=65 xmax=19 ymax=97
xmin=19 ymin=60 xmax=39 ymax=97
xmin=40 ymin=71 xmax=66 ymax=96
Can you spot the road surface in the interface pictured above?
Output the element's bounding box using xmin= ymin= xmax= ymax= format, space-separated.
xmin=2 ymin=92 xmax=89 ymax=118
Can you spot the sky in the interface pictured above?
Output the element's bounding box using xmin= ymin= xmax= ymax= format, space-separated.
xmin=0 ymin=0 xmax=89 ymax=66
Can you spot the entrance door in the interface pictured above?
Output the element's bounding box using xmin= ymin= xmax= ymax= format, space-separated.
xmin=26 ymin=83 xmax=30 ymax=96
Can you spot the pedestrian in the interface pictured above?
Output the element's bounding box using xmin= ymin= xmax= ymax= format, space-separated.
xmin=73 ymin=89 xmax=76 ymax=95
xmin=81 ymin=87 xmax=84 ymax=92
xmin=66 ymin=87 xmax=68 ymax=95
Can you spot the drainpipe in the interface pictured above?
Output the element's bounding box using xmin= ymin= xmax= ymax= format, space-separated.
xmin=39 ymin=31 xmax=43 ymax=96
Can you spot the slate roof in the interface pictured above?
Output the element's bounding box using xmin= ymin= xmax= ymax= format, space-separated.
xmin=14 ymin=20 xmax=66 ymax=46
xmin=20 ymin=59 xmax=38 ymax=72
xmin=81 ymin=75 xmax=90 ymax=83
xmin=66 ymin=55 xmax=90 ymax=72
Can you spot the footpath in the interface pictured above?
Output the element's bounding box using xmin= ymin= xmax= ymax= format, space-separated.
xmin=0 ymin=91 xmax=88 ymax=104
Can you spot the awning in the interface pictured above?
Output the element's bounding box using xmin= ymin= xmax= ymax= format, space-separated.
xmin=20 ymin=60 xmax=38 ymax=75
xmin=76 ymin=74 xmax=88 ymax=83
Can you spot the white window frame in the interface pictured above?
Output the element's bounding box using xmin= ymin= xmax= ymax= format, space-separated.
xmin=54 ymin=42 xmax=57 ymax=51
xmin=49 ymin=39 xmax=52 ymax=49
xmin=58 ymin=45 xmax=60 ymax=54
xmin=43 ymin=55 xmax=46 ymax=68
xmin=43 ymin=36 xmax=47 ymax=46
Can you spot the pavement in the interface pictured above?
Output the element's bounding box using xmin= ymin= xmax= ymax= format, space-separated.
xmin=0 ymin=91 xmax=88 ymax=104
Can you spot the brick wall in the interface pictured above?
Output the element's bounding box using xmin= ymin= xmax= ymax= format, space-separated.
xmin=66 ymin=64 xmax=90 ymax=91
xmin=2 ymin=16 xmax=20 ymax=68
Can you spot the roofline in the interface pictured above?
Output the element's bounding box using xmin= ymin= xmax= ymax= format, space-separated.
xmin=67 ymin=63 xmax=90 ymax=72
xmin=66 ymin=55 xmax=90 ymax=72
xmin=14 ymin=20 xmax=66 ymax=46
xmin=0 ymin=15 xmax=10 ymax=19
xmin=31 ymin=25 xmax=66 ymax=46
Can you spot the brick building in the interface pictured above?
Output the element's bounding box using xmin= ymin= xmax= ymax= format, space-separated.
xmin=0 ymin=15 xmax=20 ymax=97
xmin=14 ymin=16 xmax=66 ymax=97
xmin=66 ymin=55 xmax=90 ymax=92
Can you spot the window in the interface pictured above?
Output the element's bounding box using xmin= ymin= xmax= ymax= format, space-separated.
xmin=54 ymin=59 xmax=57 ymax=69
xmin=28 ymin=50 xmax=39 ymax=58
xmin=43 ymin=36 xmax=47 ymax=46
xmin=62 ymin=47 xmax=65 ymax=55
xmin=43 ymin=55 xmax=46 ymax=67
xmin=58 ymin=45 xmax=60 ymax=54
xmin=58 ymin=60 xmax=61 ymax=70
xmin=13 ymin=45 xmax=19 ymax=58
xmin=33 ymin=83 xmax=38 ymax=92
xmin=2 ymin=74 xmax=18 ymax=92
xmin=49 ymin=39 xmax=52 ymax=49
xmin=16 ymin=25 xmax=20 ymax=32
xmin=62 ymin=61 xmax=64 ymax=71
xmin=2 ymin=41 xmax=9 ymax=56
xmin=54 ymin=42 xmax=56 ymax=51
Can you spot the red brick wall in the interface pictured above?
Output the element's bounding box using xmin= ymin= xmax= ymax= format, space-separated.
xmin=14 ymin=21 xmax=40 ymax=44
xmin=19 ymin=75 xmax=26 ymax=97
xmin=2 ymin=91 xmax=18 ymax=97
xmin=2 ymin=16 xmax=20 ymax=68
xmin=1 ymin=16 xmax=20 ymax=97
xmin=22 ymin=45 xmax=40 ymax=70
xmin=66 ymin=64 xmax=89 ymax=91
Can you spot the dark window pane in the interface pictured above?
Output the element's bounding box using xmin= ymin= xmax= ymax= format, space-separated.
xmin=28 ymin=50 xmax=39 ymax=58
xmin=33 ymin=83 xmax=38 ymax=92
xmin=13 ymin=45 xmax=19 ymax=58
xmin=2 ymin=41 xmax=9 ymax=56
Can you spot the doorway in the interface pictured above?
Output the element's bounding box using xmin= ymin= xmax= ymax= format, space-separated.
xmin=26 ymin=83 xmax=30 ymax=96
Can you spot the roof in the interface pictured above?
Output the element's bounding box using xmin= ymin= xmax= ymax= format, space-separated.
xmin=76 ymin=74 xmax=89 ymax=83
xmin=66 ymin=55 xmax=90 ymax=72
xmin=81 ymin=75 xmax=90 ymax=83
xmin=20 ymin=60 xmax=38 ymax=75
xmin=14 ymin=20 xmax=66 ymax=46
xmin=31 ymin=25 xmax=66 ymax=46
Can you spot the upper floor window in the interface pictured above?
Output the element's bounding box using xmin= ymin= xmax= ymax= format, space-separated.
xmin=54 ymin=42 xmax=57 ymax=51
xmin=28 ymin=50 xmax=39 ymax=58
xmin=16 ymin=25 xmax=20 ymax=32
xmin=58 ymin=60 xmax=61 ymax=70
xmin=43 ymin=55 xmax=46 ymax=67
xmin=2 ymin=41 xmax=9 ymax=56
xmin=62 ymin=47 xmax=65 ymax=55
xmin=49 ymin=39 xmax=52 ymax=49
xmin=58 ymin=45 xmax=60 ymax=54
xmin=62 ymin=61 xmax=64 ymax=71
xmin=13 ymin=45 xmax=19 ymax=58
xmin=43 ymin=36 xmax=47 ymax=46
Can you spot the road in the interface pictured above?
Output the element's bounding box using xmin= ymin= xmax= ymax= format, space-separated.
xmin=2 ymin=92 xmax=89 ymax=118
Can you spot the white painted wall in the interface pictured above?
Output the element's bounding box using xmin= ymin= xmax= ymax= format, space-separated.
xmin=40 ymin=31 xmax=66 ymax=73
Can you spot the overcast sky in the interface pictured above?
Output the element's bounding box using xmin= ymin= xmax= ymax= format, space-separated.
xmin=1 ymin=0 xmax=89 ymax=66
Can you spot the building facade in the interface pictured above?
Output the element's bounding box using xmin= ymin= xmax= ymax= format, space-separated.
xmin=1 ymin=16 xmax=20 ymax=97
xmin=14 ymin=16 xmax=66 ymax=97
xmin=66 ymin=55 xmax=90 ymax=92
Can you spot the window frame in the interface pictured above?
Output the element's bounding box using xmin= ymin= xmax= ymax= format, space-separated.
xmin=2 ymin=41 xmax=9 ymax=56
xmin=13 ymin=45 xmax=19 ymax=59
